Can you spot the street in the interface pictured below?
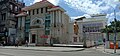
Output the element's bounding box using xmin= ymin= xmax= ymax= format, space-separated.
xmin=0 ymin=47 xmax=119 ymax=56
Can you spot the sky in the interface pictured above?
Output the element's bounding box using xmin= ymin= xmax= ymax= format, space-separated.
xmin=23 ymin=0 xmax=120 ymax=24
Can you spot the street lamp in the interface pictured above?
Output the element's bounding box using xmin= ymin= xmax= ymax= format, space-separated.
xmin=110 ymin=6 xmax=117 ymax=53
xmin=113 ymin=9 xmax=117 ymax=53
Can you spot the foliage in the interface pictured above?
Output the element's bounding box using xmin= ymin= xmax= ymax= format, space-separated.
xmin=101 ymin=20 xmax=120 ymax=33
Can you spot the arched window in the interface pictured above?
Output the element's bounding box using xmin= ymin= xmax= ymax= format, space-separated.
xmin=33 ymin=19 xmax=41 ymax=25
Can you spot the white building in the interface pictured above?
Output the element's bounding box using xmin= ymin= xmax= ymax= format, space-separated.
xmin=17 ymin=0 xmax=69 ymax=45
xmin=69 ymin=14 xmax=108 ymax=47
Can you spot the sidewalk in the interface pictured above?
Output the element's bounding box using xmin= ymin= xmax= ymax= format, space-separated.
xmin=53 ymin=44 xmax=83 ymax=47
xmin=0 ymin=46 xmax=85 ymax=52
xmin=94 ymin=45 xmax=120 ymax=55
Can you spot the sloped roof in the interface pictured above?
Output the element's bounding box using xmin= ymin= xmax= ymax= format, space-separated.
xmin=75 ymin=16 xmax=86 ymax=21
xmin=15 ymin=12 xmax=27 ymax=17
xmin=48 ymin=6 xmax=66 ymax=12
xmin=22 ymin=0 xmax=54 ymax=11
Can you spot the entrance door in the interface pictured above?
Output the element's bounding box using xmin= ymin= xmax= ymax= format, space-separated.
xmin=32 ymin=34 xmax=36 ymax=43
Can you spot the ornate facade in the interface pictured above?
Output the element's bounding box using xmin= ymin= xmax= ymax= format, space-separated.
xmin=17 ymin=0 xmax=69 ymax=45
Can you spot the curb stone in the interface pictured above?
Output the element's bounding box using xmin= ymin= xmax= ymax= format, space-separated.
xmin=0 ymin=47 xmax=85 ymax=52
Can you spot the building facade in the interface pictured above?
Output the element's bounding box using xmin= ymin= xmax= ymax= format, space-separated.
xmin=17 ymin=0 xmax=69 ymax=45
xmin=69 ymin=14 xmax=107 ymax=47
xmin=0 ymin=0 xmax=25 ymax=45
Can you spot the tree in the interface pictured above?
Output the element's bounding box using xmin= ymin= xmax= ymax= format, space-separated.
xmin=101 ymin=20 xmax=120 ymax=33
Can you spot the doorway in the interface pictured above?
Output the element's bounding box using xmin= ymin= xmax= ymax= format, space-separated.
xmin=32 ymin=34 xmax=36 ymax=43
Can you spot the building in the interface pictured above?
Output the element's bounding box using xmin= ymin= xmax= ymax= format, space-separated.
xmin=17 ymin=0 xmax=70 ymax=45
xmin=16 ymin=10 xmax=28 ymax=45
xmin=69 ymin=14 xmax=107 ymax=47
xmin=0 ymin=0 xmax=25 ymax=45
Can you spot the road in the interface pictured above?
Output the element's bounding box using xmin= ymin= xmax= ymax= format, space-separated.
xmin=0 ymin=48 xmax=119 ymax=56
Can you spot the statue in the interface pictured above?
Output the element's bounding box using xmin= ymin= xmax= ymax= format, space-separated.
xmin=74 ymin=21 xmax=79 ymax=35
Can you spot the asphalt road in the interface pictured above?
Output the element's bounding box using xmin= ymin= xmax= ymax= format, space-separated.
xmin=0 ymin=48 xmax=119 ymax=56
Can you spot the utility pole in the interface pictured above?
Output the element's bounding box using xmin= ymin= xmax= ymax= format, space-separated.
xmin=114 ymin=9 xmax=117 ymax=53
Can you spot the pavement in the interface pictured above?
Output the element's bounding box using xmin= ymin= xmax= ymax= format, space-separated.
xmin=53 ymin=44 xmax=83 ymax=47
xmin=0 ymin=46 xmax=85 ymax=52
xmin=92 ymin=45 xmax=120 ymax=55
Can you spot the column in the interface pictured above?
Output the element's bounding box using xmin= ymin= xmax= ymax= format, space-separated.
xmin=50 ymin=12 xmax=52 ymax=24
xmin=18 ymin=17 xmax=20 ymax=28
xmin=58 ymin=10 xmax=60 ymax=38
xmin=58 ymin=11 xmax=61 ymax=23
xmin=52 ymin=11 xmax=55 ymax=38
xmin=60 ymin=11 xmax=62 ymax=40
xmin=53 ymin=11 xmax=54 ymax=25
xmin=29 ymin=32 xmax=31 ymax=43
xmin=56 ymin=10 xmax=58 ymax=36
xmin=22 ymin=17 xmax=25 ymax=27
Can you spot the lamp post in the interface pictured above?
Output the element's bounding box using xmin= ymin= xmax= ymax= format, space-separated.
xmin=110 ymin=6 xmax=117 ymax=53
xmin=108 ymin=5 xmax=117 ymax=53
xmin=113 ymin=9 xmax=117 ymax=53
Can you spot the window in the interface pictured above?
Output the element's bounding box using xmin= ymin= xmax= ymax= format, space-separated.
xmin=45 ymin=30 xmax=50 ymax=35
xmin=15 ymin=6 xmax=18 ymax=11
xmin=10 ymin=5 xmax=13 ymax=10
xmin=28 ymin=10 xmax=31 ymax=15
xmin=36 ymin=9 xmax=39 ymax=14
xmin=33 ymin=9 xmax=35 ymax=15
xmin=36 ymin=20 xmax=41 ymax=24
xmin=73 ymin=37 xmax=77 ymax=42
xmin=41 ymin=8 xmax=43 ymax=13
xmin=33 ymin=20 xmax=41 ymax=25
xmin=32 ymin=34 xmax=35 ymax=43
xmin=45 ymin=7 xmax=47 ymax=13
xmin=1 ymin=13 xmax=6 ymax=21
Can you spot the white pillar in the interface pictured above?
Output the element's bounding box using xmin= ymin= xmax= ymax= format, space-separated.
xmin=29 ymin=32 xmax=31 ymax=43
xmin=18 ymin=17 xmax=21 ymax=28
xmin=60 ymin=11 xmax=62 ymax=40
xmin=50 ymin=12 xmax=52 ymax=24
xmin=53 ymin=11 xmax=54 ymax=25
xmin=22 ymin=17 xmax=25 ymax=27
xmin=58 ymin=10 xmax=60 ymax=37
xmin=58 ymin=11 xmax=61 ymax=23
xmin=53 ymin=11 xmax=55 ymax=38
xmin=56 ymin=10 xmax=58 ymax=36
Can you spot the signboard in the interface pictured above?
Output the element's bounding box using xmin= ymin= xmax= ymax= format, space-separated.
xmin=40 ymin=35 xmax=48 ymax=38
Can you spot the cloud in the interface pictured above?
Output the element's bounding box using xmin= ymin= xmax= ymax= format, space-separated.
xmin=106 ymin=11 xmax=120 ymax=25
xmin=64 ymin=0 xmax=119 ymax=14
xmin=33 ymin=0 xmax=60 ymax=5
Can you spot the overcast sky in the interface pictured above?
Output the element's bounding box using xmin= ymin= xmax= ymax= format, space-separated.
xmin=23 ymin=0 xmax=120 ymax=24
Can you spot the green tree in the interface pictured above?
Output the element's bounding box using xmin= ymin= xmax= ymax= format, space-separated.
xmin=101 ymin=20 xmax=120 ymax=33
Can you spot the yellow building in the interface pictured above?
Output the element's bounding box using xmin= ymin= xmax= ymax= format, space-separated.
xmin=17 ymin=0 xmax=69 ymax=45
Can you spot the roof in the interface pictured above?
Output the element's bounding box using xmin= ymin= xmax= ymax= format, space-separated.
xmin=15 ymin=11 xmax=27 ymax=17
xmin=90 ymin=14 xmax=106 ymax=17
xmin=22 ymin=0 xmax=54 ymax=11
xmin=75 ymin=16 xmax=86 ymax=21
xmin=48 ymin=6 xmax=66 ymax=12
